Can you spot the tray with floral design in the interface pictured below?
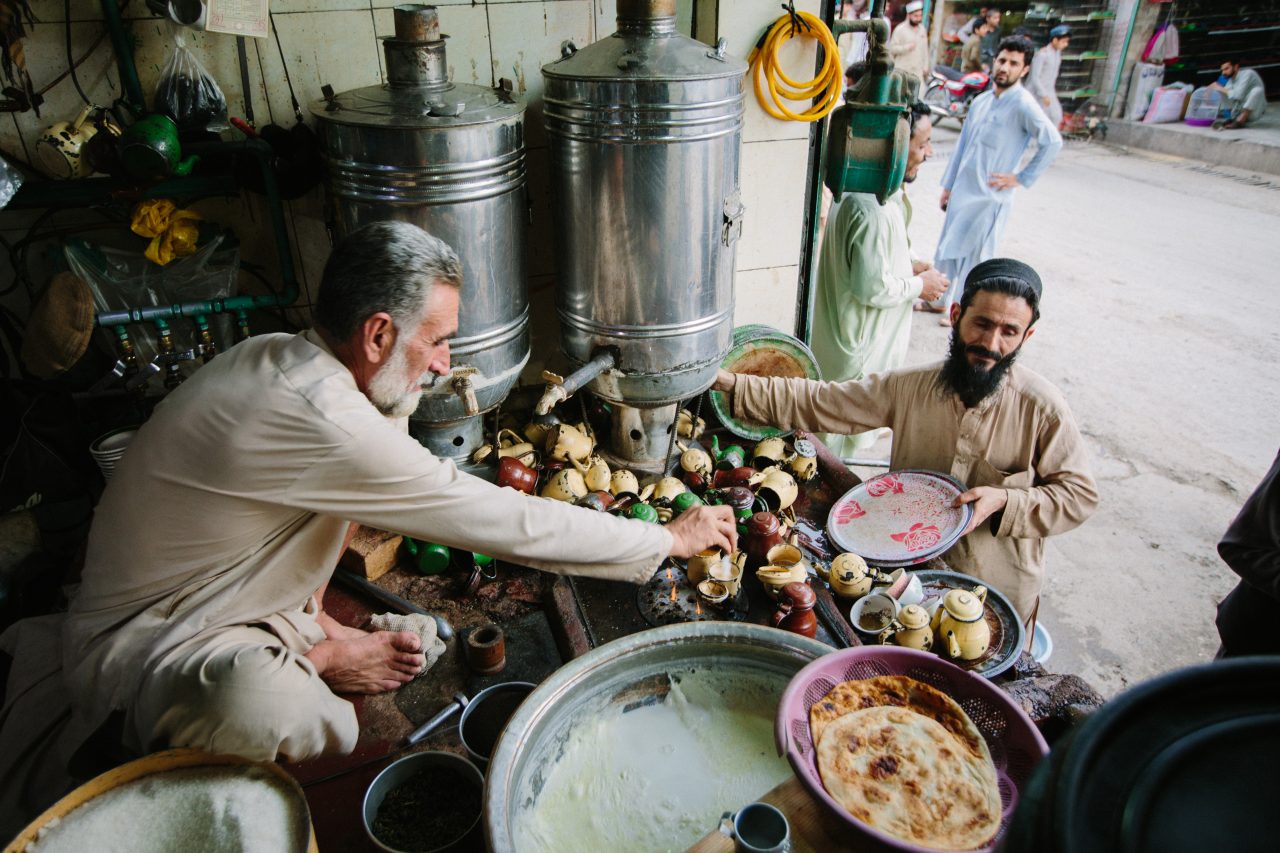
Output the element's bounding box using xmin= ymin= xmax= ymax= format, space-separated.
xmin=826 ymin=470 xmax=972 ymax=568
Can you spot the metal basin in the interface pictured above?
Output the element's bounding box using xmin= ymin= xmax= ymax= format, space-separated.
xmin=483 ymin=622 xmax=829 ymax=852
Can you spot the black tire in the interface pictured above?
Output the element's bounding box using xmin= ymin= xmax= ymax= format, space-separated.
xmin=923 ymin=83 xmax=950 ymax=125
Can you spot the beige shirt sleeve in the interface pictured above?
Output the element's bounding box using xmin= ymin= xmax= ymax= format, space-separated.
xmin=732 ymin=373 xmax=895 ymax=437
xmin=995 ymin=407 xmax=1099 ymax=540
xmin=285 ymin=420 xmax=671 ymax=584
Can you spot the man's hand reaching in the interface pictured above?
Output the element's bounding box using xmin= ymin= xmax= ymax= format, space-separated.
xmin=953 ymin=487 xmax=1009 ymax=536
xmin=665 ymin=504 xmax=738 ymax=559
xmin=712 ymin=369 xmax=736 ymax=394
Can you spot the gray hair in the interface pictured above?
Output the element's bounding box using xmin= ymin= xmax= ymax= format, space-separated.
xmin=316 ymin=221 xmax=463 ymax=342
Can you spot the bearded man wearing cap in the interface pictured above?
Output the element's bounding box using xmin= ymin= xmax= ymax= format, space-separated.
xmin=712 ymin=258 xmax=1098 ymax=628
xmin=889 ymin=1 xmax=930 ymax=83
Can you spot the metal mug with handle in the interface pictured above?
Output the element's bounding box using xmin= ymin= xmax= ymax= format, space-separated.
xmin=719 ymin=802 xmax=791 ymax=853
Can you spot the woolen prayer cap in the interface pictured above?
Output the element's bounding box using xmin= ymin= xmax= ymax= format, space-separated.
xmin=964 ymin=258 xmax=1043 ymax=302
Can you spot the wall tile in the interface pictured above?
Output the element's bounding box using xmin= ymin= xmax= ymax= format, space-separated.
xmin=264 ymin=10 xmax=381 ymax=128
xmin=736 ymin=137 xmax=809 ymax=271
xmin=733 ymin=265 xmax=800 ymax=335
xmin=271 ymin=0 xmax=369 ymax=13
xmin=27 ymin=0 xmax=101 ymax=22
xmin=372 ymin=3 xmax=493 ymax=87
xmin=718 ymin=0 xmax=822 ymax=144
xmin=7 ymin=20 xmax=120 ymax=154
xmin=487 ymin=0 xmax=594 ymax=150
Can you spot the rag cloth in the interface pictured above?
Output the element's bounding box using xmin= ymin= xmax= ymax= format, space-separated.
xmin=369 ymin=613 xmax=447 ymax=676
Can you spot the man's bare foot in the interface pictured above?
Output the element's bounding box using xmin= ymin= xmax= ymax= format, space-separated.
xmin=915 ymin=300 xmax=944 ymax=314
xmin=938 ymin=316 xmax=953 ymax=327
xmin=316 ymin=609 xmax=368 ymax=642
xmin=306 ymin=631 xmax=426 ymax=694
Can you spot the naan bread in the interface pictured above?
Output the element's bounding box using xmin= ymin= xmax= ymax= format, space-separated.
xmin=809 ymin=676 xmax=988 ymax=764
xmin=816 ymin=706 xmax=1001 ymax=850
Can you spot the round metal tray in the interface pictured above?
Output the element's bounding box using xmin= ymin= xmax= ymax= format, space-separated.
xmin=911 ymin=568 xmax=1025 ymax=680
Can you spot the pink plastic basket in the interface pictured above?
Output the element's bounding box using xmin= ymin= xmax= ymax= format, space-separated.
xmin=774 ymin=646 xmax=1049 ymax=852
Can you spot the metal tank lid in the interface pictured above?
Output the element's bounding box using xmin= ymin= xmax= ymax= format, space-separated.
xmin=542 ymin=0 xmax=747 ymax=82
xmin=310 ymin=5 xmax=524 ymax=128
xmin=309 ymin=81 xmax=523 ymax=130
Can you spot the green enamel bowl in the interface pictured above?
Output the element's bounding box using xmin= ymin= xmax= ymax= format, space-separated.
xmin=708 ymin=325 xmax=822 ymax=441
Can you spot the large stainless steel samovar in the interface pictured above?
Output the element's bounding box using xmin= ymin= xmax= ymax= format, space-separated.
xmin=312 ymin=5 xmax=528 ymax=461
xmin=540 ymin=0 xmax=747 ymax=471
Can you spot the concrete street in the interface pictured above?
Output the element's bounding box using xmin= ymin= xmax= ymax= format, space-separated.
xmin=880 ymin=123 xmax=1280 ymax=696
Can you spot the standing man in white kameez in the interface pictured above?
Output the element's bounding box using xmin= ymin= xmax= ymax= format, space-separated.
xmin=1026 ymin=25 xmax=1071 ymax=128
xmin=928 ymin=36 xmax=1062 ymax=322
xmin=812 ymin=103 xmax=949 ymax=456
xmin=889 ymin=1 xmax=930 ymax=84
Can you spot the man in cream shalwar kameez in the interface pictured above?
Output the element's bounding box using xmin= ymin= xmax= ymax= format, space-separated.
xmin=931 ymin=37 xmax=1062 ymax=316
xmin=0 ymin=223 xmax=737 ymax=835
xmin=889 ymin=1 xmax=930 ymax=83
xmin=811 ymin=105 xmax=947 ymax=457
xmin=716 ymin=259 xmax=1097 ymax=629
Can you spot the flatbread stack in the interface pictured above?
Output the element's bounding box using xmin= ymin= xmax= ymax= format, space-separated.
xmin=809 ymin=675 xmax=1001 ymax=851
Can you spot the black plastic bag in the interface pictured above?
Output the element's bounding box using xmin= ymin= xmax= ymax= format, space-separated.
xmin=154 ymin=28 xmax=228 ymax=133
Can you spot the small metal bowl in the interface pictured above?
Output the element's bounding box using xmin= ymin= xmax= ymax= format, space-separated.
xmin=363 ymin=751 xmax=484 ymax=853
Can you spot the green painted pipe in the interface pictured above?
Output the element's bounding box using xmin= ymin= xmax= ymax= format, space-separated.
xmin=101 ymin=0 xmax=146 ymax=115
xmin=1109 ymin=0 xmax=1141 ymax=112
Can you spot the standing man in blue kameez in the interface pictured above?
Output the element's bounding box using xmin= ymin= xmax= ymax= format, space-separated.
xmin=927 ymin=36 xmax=1062 ymax=322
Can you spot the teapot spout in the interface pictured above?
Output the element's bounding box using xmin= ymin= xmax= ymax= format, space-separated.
xmin=945 ymin=630 xmax=961 ymax=659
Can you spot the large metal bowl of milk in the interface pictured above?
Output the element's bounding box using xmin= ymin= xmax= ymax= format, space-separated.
xmin=484 ymin=622 xmax=829 ymax=852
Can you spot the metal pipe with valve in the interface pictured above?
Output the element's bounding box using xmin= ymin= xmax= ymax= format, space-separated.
xmin=534 ymin=352 xmax=617 ymax=417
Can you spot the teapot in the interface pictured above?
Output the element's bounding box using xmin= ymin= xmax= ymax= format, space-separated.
xmin=119 ymin=113 xmax=199 ymax=180
xmin=771 ymin=581 xmax=817 ymax=638
xmin=752 ymin=436 xmax=789 ymax=469
xmin=931 ymin=586 xmax=991 ymax=661
xmin=676 ymin=408 xmax=705 ymax=440
xmin=544 ymin=422 xmax=594 ymax=467
xmin=609 ymin=469 xmax=640 ymax=497
xmin=880 ymin=603 xmax=933 ymax=651
xmin=788 ymin=438 xmax=819 ymax=483
xmin=711 ymin=435 xmax=746 ymax=471
xmin=677 ymin=443 xmax=714 ymax=479
xmin=645 ymin=476 xmax=687 ymax=504
xmin=828 ymin=552 xmax=876 ymax=598
xmin=36 ymin=105 xmax=100 ymax=179
xmin=541 ymin=467 xmax=587 ymax=502
xmin=757 ymin=466 xmax=798 ymax=512
xmin=581 ymin=455 xmax=612 ymax=492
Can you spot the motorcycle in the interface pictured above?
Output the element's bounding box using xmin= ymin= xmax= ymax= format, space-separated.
xmin=923 ymin=65 xmax=990 ymax=124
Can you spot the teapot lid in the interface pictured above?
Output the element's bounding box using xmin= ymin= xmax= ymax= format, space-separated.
xmin=943 ymin=588 xmax=985 ymax=621
xmin=899 ymin=604 xmax=930 ymax=629
xmin=832 ymin=552 xmax=868 ymax=577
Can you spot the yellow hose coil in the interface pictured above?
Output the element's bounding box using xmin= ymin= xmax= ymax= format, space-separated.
xmin=747 ymin=10 xmax=843 ymax=122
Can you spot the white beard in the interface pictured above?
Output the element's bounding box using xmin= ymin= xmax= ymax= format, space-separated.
xmin=368 ymin=341 xmax=425 ymax=418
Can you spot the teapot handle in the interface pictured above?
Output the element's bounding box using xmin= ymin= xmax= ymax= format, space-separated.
xmin=972 ymin=585 xmax=988 ymax=604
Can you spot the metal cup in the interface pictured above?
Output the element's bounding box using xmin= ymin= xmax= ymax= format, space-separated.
xmin=719 ymin=802 xmax=791 ymax=853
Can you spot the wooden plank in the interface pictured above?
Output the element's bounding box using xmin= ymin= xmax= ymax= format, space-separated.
xmin=338 ymin=525 xmax=402 ymax=581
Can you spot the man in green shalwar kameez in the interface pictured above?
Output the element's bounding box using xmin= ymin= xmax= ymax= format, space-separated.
xmin=811 ymin=103 xmax=949 ymax=457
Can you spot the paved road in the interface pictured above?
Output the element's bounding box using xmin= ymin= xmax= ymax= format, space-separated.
xmin=892 ymin=124 xmax=1280 ymax=695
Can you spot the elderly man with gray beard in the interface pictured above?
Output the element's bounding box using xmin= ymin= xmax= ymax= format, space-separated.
xmin=0 ymin=222 xmax=738 ymax=836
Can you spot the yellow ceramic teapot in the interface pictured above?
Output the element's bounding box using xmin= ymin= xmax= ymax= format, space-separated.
xmin=880 ymin=603 xmax=933 ymax=651
xmin=677 ymin=443 xmax=714 ymax=479
xmin=828 ymin=552 xmax=876 ymax=598
xmin=580 ymin=455 xmax=612 ymax=491
xmin=609 ymin=469 xmax=640 ymax=497
xmin=787 ymin=438 xmax=819 ymax=483
xmin=931 ymin=586 xmax=991 ymax=661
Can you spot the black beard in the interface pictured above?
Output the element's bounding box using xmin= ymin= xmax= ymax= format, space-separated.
xmin=937 ymin=329 xmax=1020 ymax=407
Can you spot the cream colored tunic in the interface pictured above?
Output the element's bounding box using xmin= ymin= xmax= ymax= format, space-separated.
xmin=1 ymin=331 xmax=671 ymax=830
xmin=889 ymin=20 xmax=930 ymax=82
xmin=732 ymin=366 xmax=1098 ymax=623
xmin=811 ymin=190 xmax=921 ymax=457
